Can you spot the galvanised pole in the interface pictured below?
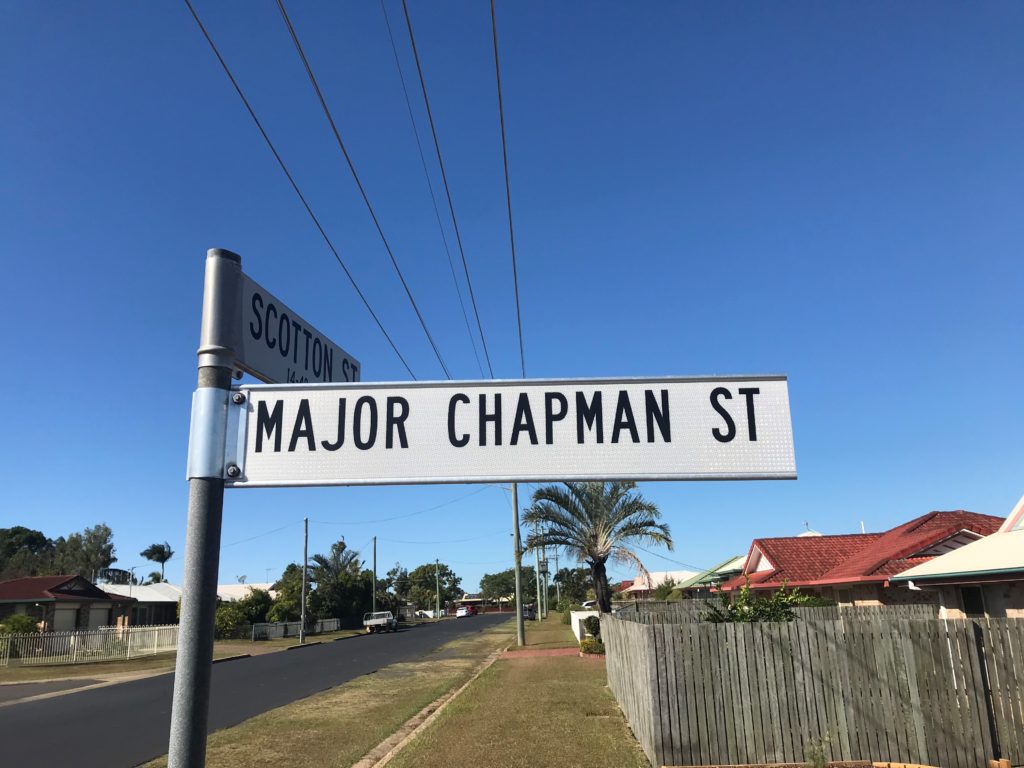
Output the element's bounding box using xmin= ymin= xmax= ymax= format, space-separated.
xmin=168 ymin=248 xmax=241 ymax=768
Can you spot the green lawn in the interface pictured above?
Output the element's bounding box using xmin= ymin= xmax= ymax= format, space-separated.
xmin=389 ymin=618 xmax=648 ymax=768
xmin=140 ymin=620 xmax=516 ymax=768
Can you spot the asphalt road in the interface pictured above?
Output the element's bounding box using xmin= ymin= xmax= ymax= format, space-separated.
xmin=0 ymin=614 xmax=510 ymax=768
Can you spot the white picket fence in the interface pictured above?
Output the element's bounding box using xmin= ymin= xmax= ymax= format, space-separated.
xmin=250 ymin=617 xmax=341 ymax=641
xmin=0 ymin=624 xmax=179 ymax=667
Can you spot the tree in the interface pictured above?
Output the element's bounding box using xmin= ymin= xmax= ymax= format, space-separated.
xmin=553 ymin=567 xmax=591 ymax=605
xmin=406 ymin=562 xmax=461 ymax=610
xmin=140 ymin=542 xmax=174 ymax=580
xmin=652 ymin=577 xmax=677 ymax=601
xmin=269 ymin=563 xmax=305 ymax=622
xmin=524 ymin=482 xmax=672 ymax=613
xmin=52 ymin=524 xmax=117 ymax=579
xmin=0 ymin=527 xmax=54 ymax=579
xmin=479 ymin=566 xmax=536 ymax=607
xmin=703 ymin=581 xmax=831 ymax=623
xmin=308 ymin=539 xmax=372 ymax=620
xmin=146 ymin=571 xmax=164 ymax=584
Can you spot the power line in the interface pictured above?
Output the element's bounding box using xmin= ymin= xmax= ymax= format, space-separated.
xmin=182 ymin=0 xmax=416 ymax=379
xmin=633 ymin=543 xmax=709 ymax=573
xmin=276 ymin=0 xmax=452 ymax=379
xmin=380 ymin=530 xmax=508 ymax=545
xmin=309 ymin=485 xmax=495 ymax=526
xmin=489 ymin=0 xmax=526 ymax=379
xmin=401 ymin=0 xmax=495 ymax=378
xmin=222 ymin=521 xmax=302 ymax=550
xmin=380 ymin=0 xmax=484 ymax=379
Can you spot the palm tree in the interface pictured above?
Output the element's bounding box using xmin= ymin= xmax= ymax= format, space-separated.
xmin=523 ymin=482 xmax=673 ymax=613
xmin=309 ymin=540 xmax=362 ymax=583
xmin=140 ymin=542 xmax=174 ymax=580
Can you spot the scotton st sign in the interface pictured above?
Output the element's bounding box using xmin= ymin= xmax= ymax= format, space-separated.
xmin=220 ymin=375 xmax=796 ymax=488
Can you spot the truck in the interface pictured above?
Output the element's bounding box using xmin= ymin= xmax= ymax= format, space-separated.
xmin=362 ymin=611 xmax=398 ymax=634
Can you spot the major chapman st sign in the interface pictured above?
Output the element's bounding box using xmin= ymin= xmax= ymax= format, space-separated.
xmin=220 ymin=375 xmax=796 ymax=487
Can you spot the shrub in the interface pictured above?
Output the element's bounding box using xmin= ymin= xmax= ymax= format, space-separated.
xmin=804 ymin=730 xmax=831 ymax=768
xmin=582 ymin=615 xmax=601 ymax=639
xmin=703 ymin=581 xmax=827 ymax=623
xmin=561 ymin=603 xmax=584 ymax=625
xmin=0 ymin=614 xmax=40 ymax=634
xmin=214 ymin=601 xmax=248 ymax=639
xmin=579 ymin=638 xmax=605 ymax=654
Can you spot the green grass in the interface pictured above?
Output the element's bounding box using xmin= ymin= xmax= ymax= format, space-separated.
xmin=140 ymin=620 xmax=516 ymax=768
xmin=521 ymin=613 xmax=581 ymax=649
xmin=388 ymin=654 xmax=648 ymax=768
xmin=0 ymin=629 xmax=363 ymax=684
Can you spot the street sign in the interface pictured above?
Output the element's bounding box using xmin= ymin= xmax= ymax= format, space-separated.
xmin=238 ymin=274 xmax=360 ymax=385
xmin=221 ymin=375 xmax=796 ymax=488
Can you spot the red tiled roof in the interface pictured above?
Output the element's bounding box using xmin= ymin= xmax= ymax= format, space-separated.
xmin=0 ymin=575 xmax=132 ymax=603
xmin=818 ymin=511 xmax=1001 ymax=581
xmin=720 ymin=511 xmax=1003 ymax=591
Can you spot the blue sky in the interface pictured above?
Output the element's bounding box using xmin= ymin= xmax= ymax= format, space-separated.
xmin=2 ymin=1 xmax=1022 ymax=591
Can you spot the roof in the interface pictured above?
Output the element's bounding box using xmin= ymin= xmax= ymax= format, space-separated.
xmin=216 ymin=583 xmax=277 ymax=601
xmin=675 ymin=556 xmax=745 ymax=590
xmin=719 ymin=511 xmax=1004 ymax=592
xmin=622 ymin=570 xmax=698 ymax=593
xmin=102 ymin=582 xmax=182 ymax=603
xmin=893 ymin=495 xmax=1024 ymax=583
xmin=0 ymin=575 xmax=135 ymax=604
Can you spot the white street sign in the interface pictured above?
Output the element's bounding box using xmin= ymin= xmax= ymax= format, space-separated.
xmin=238 ymin=274 xmax=360 ymax=384
xmin=223 ymin=376 xmax=795 ymax=487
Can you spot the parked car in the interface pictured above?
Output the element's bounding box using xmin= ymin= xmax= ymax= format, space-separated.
xmin=522 ymin=606 xmax=536 ymax=621
xmin=363 ymin=611 xmax=398 ymax=633
xmin=456 ymin=605 xmax=476 ymax=618
xmin=581 ymin=600 xmax=598 ymax=609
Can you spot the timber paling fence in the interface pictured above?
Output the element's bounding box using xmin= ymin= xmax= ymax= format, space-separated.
xmin=614 ymin=599 xmax=939 ymax=622
xmin=0 ymin=624 xmax=179 ymax=667
xmin=603 ymin=612 xmax=1024 ymax=768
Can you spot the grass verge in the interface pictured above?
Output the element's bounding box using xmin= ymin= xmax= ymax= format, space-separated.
xmin=388 ymin=620 xmax=647 ymax=768
xmin=0 ymin=629 xmax=364 ymax=684
xmin=521 ymin=613 xmax=580 ymax=649
xmin=140 ymin=620 xmax=515 ymax=768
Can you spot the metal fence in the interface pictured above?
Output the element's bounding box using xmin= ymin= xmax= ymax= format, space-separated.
xmin=250 ymin=617 xmax=341 ymax=641
xmin=0 ymin=624 xmax=179 ymax=667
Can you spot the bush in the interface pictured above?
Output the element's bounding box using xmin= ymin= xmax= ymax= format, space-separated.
xmin=214 ymin=601 xmax=248 ymax=639
xmin=579 ymin=637 xmax=605 ymax=655
xmin=582 ymin=615 xmax=601 ymax=639
xmin=561 ymin=603 xmax=584 ymax=625
xmin=703 ymin=581 xmax=827 ymax=623
xmin=0 ymin=614 xmax=40 ymax=634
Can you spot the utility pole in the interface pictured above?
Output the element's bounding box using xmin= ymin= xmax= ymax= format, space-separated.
xmin=541 ymin=541 xmax=549 ymax=618
xmin=553 ymin=549 xmax=560 ymax=607
xmin=435 ymin=559 xmax=440 ymax=621
xmin=372 ymin=536 xmax=377 ymax=614
xmin=534 ymin=525 xmax=542 ymax=622
xmin=511 ymin=483 xmax=525 ymax=646
xmin=299 ymin=517 xmax=308 ymax=644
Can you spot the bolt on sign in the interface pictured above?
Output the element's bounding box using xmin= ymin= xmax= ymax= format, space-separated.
xmin=220 ymin=376 xmax=796 ymax=487
xmin=238 ymin=274 xmax=360 ymax=385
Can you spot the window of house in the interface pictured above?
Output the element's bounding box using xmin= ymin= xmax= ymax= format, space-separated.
xmin=960 ymin=586 xmax=986 ymax=618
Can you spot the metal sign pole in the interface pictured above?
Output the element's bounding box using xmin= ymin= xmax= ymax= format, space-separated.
xmin=169 ymin=249 xmax=242 ymax=768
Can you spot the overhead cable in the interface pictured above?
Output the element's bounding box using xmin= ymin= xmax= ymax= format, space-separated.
xmin=401 ymin=0 xmax=495 ymax=377
xmin=276 ymin=0 xmax=452 ymax=379
xmin=182 ymin=0 xmax=416 ymax=379
xmin=379 ymin=0 xmax=484 ymax=378
xmin=489 ymin=0 xmax=526 ymax=378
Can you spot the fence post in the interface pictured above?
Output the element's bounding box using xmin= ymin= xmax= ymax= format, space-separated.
xmin=126 ymin=627 xmax=132 ymax=660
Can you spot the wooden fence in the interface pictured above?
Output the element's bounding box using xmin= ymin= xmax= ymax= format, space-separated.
xmin=602 ymin=613 xmax=1024 ymax=768
xmin=615 ymin=599 xmax=939 ymax=622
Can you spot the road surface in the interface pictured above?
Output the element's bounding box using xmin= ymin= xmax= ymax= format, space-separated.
xmin=0 ymin=614 xmax=510 ymax=768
